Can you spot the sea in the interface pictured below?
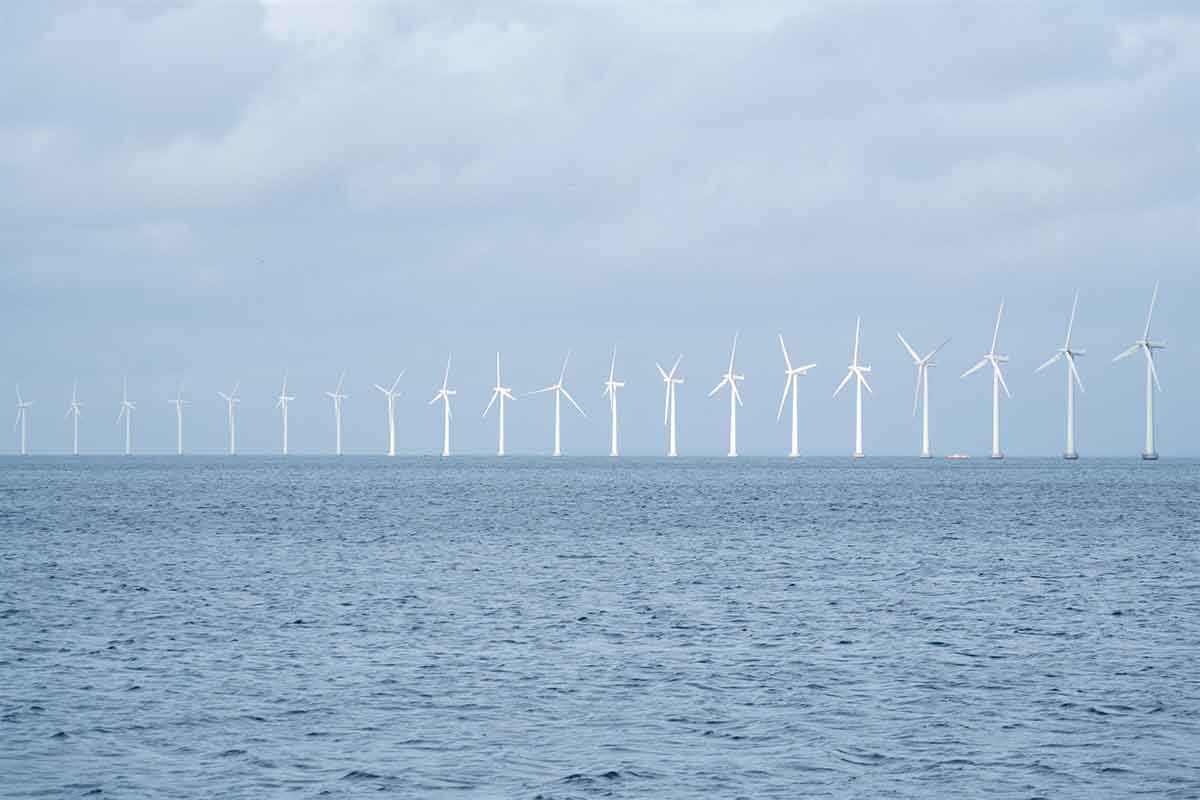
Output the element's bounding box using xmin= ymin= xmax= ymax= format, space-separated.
xmin=1 ymin=457 xmax=1198 ymax=799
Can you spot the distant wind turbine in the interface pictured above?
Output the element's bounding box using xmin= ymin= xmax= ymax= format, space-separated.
xmin=656 ymin=355 xmax=684 ymax=457
xmin=776 ymin=335 xmax=816 ymax=458
xmin=326 ymin=370 xmax=348 ymax=456
xmin=708 ymin=333 xmax=744 ymax=457
xmin=1113 ymin=281 xmax=1166 ymax=460
xmin=429 ymin=355 xmax=456 ymax=457
xmin=1036 ymin=291 xmax=1085 ymax=460
xmin=169 ymin=383 xmax=189 ymax=455
xmin=218 ymin=381 xmax=240 ymax=456
xmin=530 ymin=350 xmax=586 ymax=456
xmin=66 ymin=381 xmax=82 ymax=456
xmin=276 ymin=373 xmax=294 ymax=455
xmin=897 ymin=333 xmax=949 ymax=459
xmin=602 ymin=348 xmax=624 ymax=457
xmin=374 ymin=371 xmax=405 ymax=457
xmin=483 ymin=353 xmax=514 ymax=456
xmin=117 ymin=378 xmax=136 ymax=456
xmin=15 ymin=386 xmax=33 ymax=456
xmin=961 ymin=300 xmax=1010 ymax=459
xmin=833 ymin=317 xmax=872 ymax=458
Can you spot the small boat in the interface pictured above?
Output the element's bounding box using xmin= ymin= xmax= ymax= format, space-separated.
xmin=945 ymin=453 xmax=970 ymax=460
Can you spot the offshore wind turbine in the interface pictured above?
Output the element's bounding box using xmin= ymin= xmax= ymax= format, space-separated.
xmin=168 ymin=383 xmax=189 ymax=455
xmin=374 ymin=371 xmax=405 ymax=457
xmin=116 ymin=378 xmax=136 ymax=456
xmin=961 ymin=300 xmax=1010 ymax=459
xmin=1036 ymin=291 xmax=1085 ymax=460
xmin=276 ymin=373 xmax=294 ymax=455
xmin=326 ymin=370 xmax=348 ymax=456
xmin=656 ymin=355 xmax=684 ymax=457
xmin=14 ymin=386 xmax=33 ymax=456
xmin=897 ymin=333 xmax=949 ymax=459
xmin=602 ymin=348 xmax=624 ymax=457
xmin=429 ymin=355 xmax=455 ymax=457
xmin=483 ymin=353 xmax=514 ymax=456
xmin=832 ymin=317 xmax=872 ymax=458
xmin=1113 ymin=281 xmax=1166 ymax=460
xmin=776 ymin=334 xmax=816 ymax=458
xmin=66 ymin=381 xmax=82 ymax=456
xmin=530 ymin=350 xmax=586 ymax=457
xmin=708 ymin=333 xmax=744 ymax=457
xmin=218 ymin=381 xmax=240 ymax=456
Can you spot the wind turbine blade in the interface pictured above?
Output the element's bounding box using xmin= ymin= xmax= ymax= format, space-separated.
xmin=777 ymin=333 xmax=793 ymax=372
xmin=832 ymin=370 xmax=852 ymax=399
xmin=859 ymin=371 xmax=874 ymax=394
xmin=219 ymin=392 xmax=230 ymax=401
xmin=1035 ymin=353 xmax=1062 ymax=373
xmin=529 ymin=385 xmax=557 ymax=395
xmin=558 ymin=349 xmax=571 ymax=386
xmin=663 ymin=384 xmax=670 ymax=426
xmin=727 ymin=332 xmax=739 ymax=374
xmin=1067 ymin=353 xmax=1084 ymax=393
xmin=731 ymin=380 xmax=743 ymax=407
xmin=496 ymin=352 xmax=501 ymax=386
xmin=668 ymin=354 xmax=683 ymax=380
xmin=1065 ymin=290 xmax=1079 ymax=348
xmin=608 ymin=347 xmax=616 ymax=383
xmin=961 ymin=358 xmax=988 ymax=378
xmin=926 ymin=338 xmax=951 ymax=361
xmin=1144 ymin=346 xmax=1162 ymax=391
xmin=231 ymin=381 xmax=240 ymax=398
xmin=1113 ymin=344 xmax=1139 ymax=362
xmin=428 ymin=393 xmax=440 ymax=405
xmin=1144 ymin=280 xmax=1159 ymax=339
xmin=443 ymin=355 xmax=452 ymax=391
xmin=483 ymin=389 xmax=498 ymax=417
xmin=897 ymin=332 xmax=919 ymax=363
xmin=374 ymin=384 xmax=388 ymax=394
xmin=990 ymin=299 xmax=1004 ymax=355
xmin=391 ymin=372 xmax=404 ymax=393
xmin=852 ymin=316 xmax=861 ymax=366
xmin=912 ymin=368 xmax=921 ymax=417
xmin=656 ymin=363 xmax=668 ymax=381
xmin=708 ymin=377 xmax=727 ymax=397
xmin=776 ymin=376 xmax=791 ymax=421
xmin=994 ymin=363 xmax=1012 ymax=398
xmin=334 ymin=371 xmax=345 ymax=394
xmin=561 ymin=387 xmax=586 ymax=417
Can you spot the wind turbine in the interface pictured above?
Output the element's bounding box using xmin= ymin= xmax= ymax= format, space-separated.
xmin=1113 ymin=281 xmax=1166 ymax=460
xmin=483 ymin=353 xmax=514 ymax=456
xmin=168 ymin=383 xmax=189 ymax=455
xmin=708 ymin=333 xmax=744 ymax=457
xmin=326 ymin=370 xmax=348 ymax=456
xmin=656 ymin=355 xmax=684 ymax=457
xmin=429 ymin=355 xmax=455 ymax=457
xmin=530 ymin=350 xmax=586 ymax=456
xmin=833 ymin=317 xmax=872 ymax=458
xmin=602 ymin=348 xmax=624 ymax=457
xmin=374 ymin=371 xmax=405 ymax=457
xmin=66 ymin=381 xmax=82 ymax=456
xmin=776 ymin=335 xmax=816 ymax=458
xmin=116 ymin=378 xmax=135 ymax=456
xmin=1036 ymin=291 xmax=1085 ymax=460
xmin=218 ymin=381 xmax=240 ymax=456
xmin=897 ymin=333 xmax=950 ymax=459
xmin=276 ymin=373 xmax=294 ymax=455
xmin=14 ymin=386 xmax=33 ymax=456
xmin=961 ymin=300 xmax=1010 ymax=459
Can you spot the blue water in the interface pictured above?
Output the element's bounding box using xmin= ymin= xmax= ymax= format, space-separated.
xmin=2 ymin=457 xmax=1198 ymax=798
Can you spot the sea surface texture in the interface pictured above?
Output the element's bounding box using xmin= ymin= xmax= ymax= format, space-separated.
xmin=2 ymin=457 xmax=1198 ymax=799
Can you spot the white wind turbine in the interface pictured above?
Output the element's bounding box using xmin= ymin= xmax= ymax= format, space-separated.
xmin=117 ymin=377 xmax=136 ymax=456
xmin=776 ymin=335 xmax=816 ymax=458
xmin=15 ymin=386 xmax=33 ymax=456
xmin=530 ymin=350 xmax=586 ymax=457
xmin=169 ymin=383 xmax=189 ymax=456
xmin=66 ymin=381 xmax=82 ymax=456
xmin=483 ymin=353 xmax=515 ymax=456
xmin=1113 ymin=281 xmax=1166 ymax=460
xmin=1036 ymin=291 xmax=1085 ymax=460
xmin=833 ymin=317 xmax=872 ymax=458
xmin=708 ymin=333 xmax=744 ymax=457
xmin=276 ymin=373 xmax=294 ymax=455
xmin=218 ymin=381 xmax=240 ymax=456
xmin=897 ymin=333 xmax=950 ymax=459
xmin=429 ymin=355 xmax=456 ymax=457
xmin=374 ymin=371 xmax=405 ymax=457
xmin=326 ymin=370 xmax=348 ymax=456
xmin=602 ymin=348 xmax=624 ymax=457
xmin=656 ymin=355 xmax=684 ymax=457
xmin=961 ymin=300 xmax=1010 ymax=459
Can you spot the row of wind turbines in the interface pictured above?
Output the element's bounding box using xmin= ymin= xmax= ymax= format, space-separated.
xmin=14 ymin=285 xmax=1167 ymax=459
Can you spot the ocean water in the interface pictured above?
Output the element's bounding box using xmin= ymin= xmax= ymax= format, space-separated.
xmin=2 ymin=457 xmax=1198 ymax=799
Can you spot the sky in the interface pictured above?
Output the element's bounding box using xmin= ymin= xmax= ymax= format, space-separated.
xmin=1 ymin=1 xmax=1197 ymax=456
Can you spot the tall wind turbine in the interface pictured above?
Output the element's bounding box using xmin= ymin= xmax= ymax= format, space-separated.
xmin=14 ymin=386 xmax=33 ymax=456
xmin=483 ymin=353 xmax=514 ymax=456
xmin=776 ymin=335 xmax=816 ymax=458
xmin=897 ymin=333 xmax=949 ymax=459
xmin=961 ymin=300 xmax=1010 ymax=459
xmin=656 ymin=355 xmax=684 ymax=457
xmin=1114 ymin=281 xmax=1166 ymax=460
xmin=218 ymin=381 xmax=240 ymax=456
xmin=708 ymin=333 xmax=744 ymax=457
xmin=276 ymin=373 xmax=294 ymax=455
xmin=117 ymin=378 xmax=135 ymax=456
xmin=374 ymin=371 xmax=405 ymax=457
xmin=169 ymin=383 xmax=190 ymax=456
xmin=429 ymin=355 xmax=455 ymax=457
xmin=602 ymin=348 xmax=624 ymax=457
xmin=833 ymin=317 xmax=872 ymax=458
xmin=1036 ymin=291 xmax=1085 ymax=460
xmin=66 ymin=381 xmax=82 ymax=456
xmin=530 ymin=350 xmax=586 ymax=457
xmin=326 ymin=370 xmax=348 ymax=456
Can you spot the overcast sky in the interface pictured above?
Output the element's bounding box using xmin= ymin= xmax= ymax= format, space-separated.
xmin=1 ymin=1 xmax=1197 ymax=456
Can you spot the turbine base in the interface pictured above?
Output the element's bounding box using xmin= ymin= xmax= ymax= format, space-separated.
xmin=1063 ymin=451 xmax=1079 ymax=461
xmin=852 ymin=452 xmax=865 ymax=459
xmin=1142 ymin=451 xmax=1159 ymax=461
xmin=990 ymin=453 xmax=1005 ymax=460
xmin=919 ymin=453 xmax=932 ymax=460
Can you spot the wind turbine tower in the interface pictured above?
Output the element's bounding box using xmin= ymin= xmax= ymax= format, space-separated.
xmin=66 ymin=381 xmax=82 ymax=456
xmin=897 ymin=333 xmax=949 ymax=459
xmin=833 ymin=317 xmax=872 ymax=458
xmin=1036 ymin=291 xmax=1085 ymax=460
xmin=961 ymin=300 xmax=1011 ymax=459
xmin=169 ymin=384 xmax=190 ymax=455
xmin=429 ymin=355 xmax=456 ymax=457
xmin=218 ymin=381 xmax=240 ymax=456
xmin=656 ymin=355 xmax=684 ymax=457
xmin=374 ymin=371 xmax=405 ymax=457
xmin=483 ymin=353 xmax=514 ymax=456
xmin=15 ymin=386 xmax=33 ymax=456
xmin=1113 ymin=281 xmax=1166 ymax=460
xmin=602 ymin=348 xmax=624 ymax=457
xmin=326 ymin=370 xmax=348 ymax=456
xmin=776 ymin=335 xmax=816 ymax=458
xmin=709 ymin=333 xmax=744 ymax=457
xmin=117 ymin=378 xmax=136 ymax=456
xmin=531 ymin=350 xmax=586 ymax=456
xmin=276 ymin=373 xmax=294 ymax=455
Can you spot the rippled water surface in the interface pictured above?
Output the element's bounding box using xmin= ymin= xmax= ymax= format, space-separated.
xmin=2 ymin=457 xmax=1199 ymax=798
